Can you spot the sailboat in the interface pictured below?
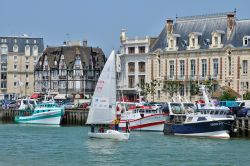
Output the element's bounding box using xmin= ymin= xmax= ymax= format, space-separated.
xmin=86 ymin=50 xmax=130 ymax=140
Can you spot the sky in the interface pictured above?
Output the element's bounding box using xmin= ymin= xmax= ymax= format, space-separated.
xmin=1 ymin=0 xmax=250 ymax=55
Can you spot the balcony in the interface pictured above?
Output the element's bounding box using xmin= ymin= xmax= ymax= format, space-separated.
xmin=178 ymin=75 xmax=185 ymax=81
xmin=42 ymin=76 xmax=49 ymax=80
xmin=164 ymin=76 xmax=175 ymax=81
xmin=59 ymin=75 xmax=67 ymax=80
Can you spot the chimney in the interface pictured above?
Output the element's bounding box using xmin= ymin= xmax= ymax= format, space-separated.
xmin=227 ymin=12 xmax=236 ymax=40
xmin=120 ymin=29 xmax=126 ymax=44
xmin=83 ymin=40 xmax=87 ymax=47
xmin=166 ymin=19 xmax=174 ymax=36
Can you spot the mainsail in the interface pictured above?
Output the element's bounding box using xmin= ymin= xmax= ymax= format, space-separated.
xmin=86 ymin=50 xmax=116 ymax=124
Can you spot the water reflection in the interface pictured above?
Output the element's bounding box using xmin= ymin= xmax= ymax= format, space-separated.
xmin=85 ymin=138 xmax=120 ymax=155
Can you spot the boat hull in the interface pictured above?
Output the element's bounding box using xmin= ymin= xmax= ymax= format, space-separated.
xmin=164 ymin=119 xmax=233 ymax=138
xmin=120 ymin=114 xmax=167 ymax=131
xmin=88 ymin=130 xmax=130 ymax=140
xmin=15 ymin=110 xmax=63 ymax=125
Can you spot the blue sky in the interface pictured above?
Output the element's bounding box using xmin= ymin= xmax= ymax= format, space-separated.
xmin=1 ymin=0 xmax=250 ymax=55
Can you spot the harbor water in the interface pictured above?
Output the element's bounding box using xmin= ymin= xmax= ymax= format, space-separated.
xmin=0 ymin=124 xmax=250 ymax=166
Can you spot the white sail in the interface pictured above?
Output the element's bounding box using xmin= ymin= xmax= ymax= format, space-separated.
xmin=86 ymin=50 xmax=116 ymax=124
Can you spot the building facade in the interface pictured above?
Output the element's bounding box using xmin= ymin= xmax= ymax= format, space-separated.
xmin=0 ymin=35 xmax=44 ymax=99
xmin=117 ymin=30 xmax=156 ymax=101
xmin=34 ymin=41 xmax=105 ymax=99
xmin=147 ymin=12 xmax=250 ymax=102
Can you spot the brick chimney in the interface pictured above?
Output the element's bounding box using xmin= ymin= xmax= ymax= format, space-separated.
xmin=166 ymin=19 xmax=174 ymax=36
xmin=227 ymin=13 xmax=236 ymax=40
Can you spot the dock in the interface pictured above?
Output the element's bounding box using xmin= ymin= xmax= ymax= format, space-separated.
xmin=0 ymin=109 xmax=89 ymax=126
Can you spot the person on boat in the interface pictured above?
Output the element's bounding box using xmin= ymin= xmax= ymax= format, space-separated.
xmin=99 ymin=127 xmax=104 ymax=133
xmin=113 ymin=117 xmax=120 ymax=131
xmin=91 ymin=125 xmax=95 ymax=133
xmin=125 ymin=120 xmax=130 ymax=133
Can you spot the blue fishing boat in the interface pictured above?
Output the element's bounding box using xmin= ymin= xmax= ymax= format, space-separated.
xmin=15 ymin=99 xmax=64 ymax=125
xmin=164 ymin=85 xmax=234 ymax=138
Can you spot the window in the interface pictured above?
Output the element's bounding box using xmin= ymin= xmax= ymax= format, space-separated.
xmin=14 ymin=65 xmax=17 ymax=70
xmin=243 ymin=37 xmax=249 ymax=46
xmin=170 ymin=39 xmax=174 ymax=48
xmin=128 ymin=47 xmax=135 ymax=54
xmin=138 ymin=62 xmax=145 ymax=72
xmin=26 ymin=82 xmax=29 ymax=87
xmin=197 ymin=117 xmax=207 ymax=121
xmin=13 ymin=45 xmax=18 ymax=52
xmin=34 ymin=40 xmax=37 ymax=44
xmin=14 ymin=55 xmax=17 ymax=62
xmin=14 ymin=74 xmax=17 ymax=78
xmin=169 ymin=60 xmax=175 ymax=79
xmin=139 ymin=75 xmax=145 ymax=87
xmin=26 ymin=57 xmax=29 ymax=62
xmin=26 ymin=65 xmax=29 ymax=70
xmin=213 ymin=59 xmax=219 ymax=77
xmin=1 ymin=45 xmax=8 ymax=54
xmin=128 ymin=76 xmax=135 ymax=88
xmin=25 ymin=45 xmax=30 ymax=56
xmin=1 ymin=54 xmax=7 ymax=63
xmin=201 ymin=59 xmax=207 ymax=77
xmin=179 ymin=84 xmax=184 ymax=96
xmin=243 ymin=60 xmax=248 ymax=74
xmin=187 ymin=117 xmax=193 ymax=122
xmin=190 ymin=59 xmax=196 ymax=77
xmin=192 ymin=38 xmax=195 ymax=47
xmin=128 ymin=62 xmax=135 ymax=73
xmin=14 ymin=82 xmax=17 ymax=87
xmin=214 ymin=36 xmax=218 ymax=45
xmin=33 ymin=45 xmax=38 ymax=56
xmin=138 ymin=46 xmax=145 ymax=53
xmin=26 ymin=74 xmax=29 ymax=78
xmin=180 ymin=60 xmax=185 ymax=78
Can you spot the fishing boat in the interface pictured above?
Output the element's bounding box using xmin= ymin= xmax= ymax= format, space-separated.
xmin=15 ymin=99 xmax=64 ymax=125
xmin=164 ymin=85 xmax=234 ymax=138
xmin=86 ymin=50 xmax=130 ymax=140
xmin=119 ymin=105 xmax=168 ymax=131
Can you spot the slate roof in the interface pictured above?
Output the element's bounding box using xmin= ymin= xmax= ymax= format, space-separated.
xmin=150 ymin=12 xmax=250 ymax=52
xmin=0 ymin=36 xmax=44 ymax=54
xmin=36 ymin=45 xmax=105 ymax=70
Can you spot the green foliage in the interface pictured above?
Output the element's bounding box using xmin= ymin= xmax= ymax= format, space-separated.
xmin=162 ymin=81 xmax=178 ymax=97
xmin=138 ymin=80 xmax=160 ymax=101
xmin=243 ymin=91 xmax=250 ymax=100
xmin=219 ymin=91 xmax=237 ymax=101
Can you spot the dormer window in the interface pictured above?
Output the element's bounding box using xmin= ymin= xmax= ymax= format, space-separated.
xmin=210 ymin=30 xmax=225 ymax=48
xmin=243 ymin=36 xmax=250 ymax=46
xmin=187 ymin=32 xmax=201 ymax=50
xmin=166 ymin=34 xmax=180 ymax=51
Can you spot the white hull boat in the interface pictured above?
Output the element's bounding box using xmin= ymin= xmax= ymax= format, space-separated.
xmin=88 ymin=130 xmax=130 ymax=140
xmin=86 ymin=51 xmax=130 ymax=140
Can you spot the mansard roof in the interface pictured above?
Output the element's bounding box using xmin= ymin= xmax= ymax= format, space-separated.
xmin=36 ymin=45 xmax=105 ymax=70
xmin=150 ymin=12 xmax=250 ymax=52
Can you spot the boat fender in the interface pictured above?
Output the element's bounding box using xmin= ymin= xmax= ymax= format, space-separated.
xmin=233 ymin=128 xmax=237 ymax=133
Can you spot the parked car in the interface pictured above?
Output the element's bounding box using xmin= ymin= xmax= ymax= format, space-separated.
xmin=8 ymin=101 xmax=18 ymax=109
xmin=64 ymin=102 xmax=75 ymax=109
xmin=237 ymin=108 xmax=250 ymax=117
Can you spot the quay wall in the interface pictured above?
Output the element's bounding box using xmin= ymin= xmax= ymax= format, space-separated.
xmin=0 ymin=109 xmax=89 ymax=126
xmin=1 ymin=109 xmax=250 ymax=138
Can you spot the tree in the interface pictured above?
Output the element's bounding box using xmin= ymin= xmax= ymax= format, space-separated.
xmin=243 ymin=91 xmax=250 ymax=100
xmin=162 ymin=81 xmax=179 ymax=98
xmin=138 ymin=80 xmax=160 ymax=102
xmin=219 ymin=91 xmax=237 ymax=101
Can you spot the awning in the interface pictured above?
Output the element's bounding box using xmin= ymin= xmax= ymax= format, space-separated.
xmin=54 ymin=94 xmax=66 ymax=100
xmin=30 ymin=93 xmax=41 ymax=99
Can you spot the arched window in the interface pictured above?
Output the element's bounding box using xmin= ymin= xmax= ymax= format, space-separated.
xmin=13 ymin=45 xmax=18 ymax=52
xmin=25 ymin=45 xmax=30 ymax=56
xmin=33 ymin=45 xmax=38 ymax=56
xmin=0 ymin=44 xmax=8 ymax=54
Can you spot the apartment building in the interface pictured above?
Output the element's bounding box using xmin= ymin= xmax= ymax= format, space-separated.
xmin=0 ymin=35 xmax=43 ymax=99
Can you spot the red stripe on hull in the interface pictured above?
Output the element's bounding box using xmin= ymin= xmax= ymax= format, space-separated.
xmin=120 ymin=121 xmax=165 ymax=130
